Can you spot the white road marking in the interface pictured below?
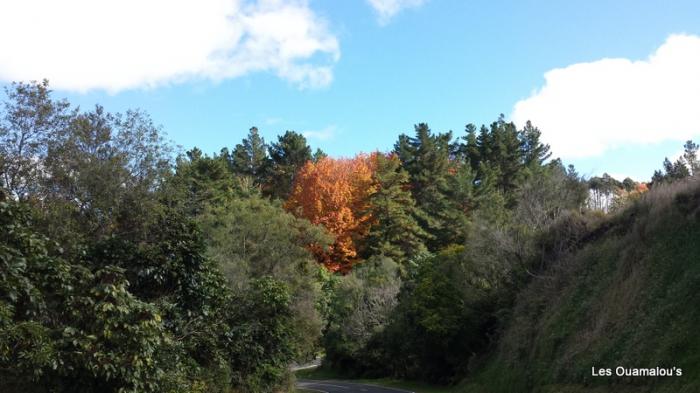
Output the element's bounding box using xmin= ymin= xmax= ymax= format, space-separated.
xmin=297 ymin=379 xmax=415 ymax=393
xmin=303 ymin=382 xmax=351 ymax=389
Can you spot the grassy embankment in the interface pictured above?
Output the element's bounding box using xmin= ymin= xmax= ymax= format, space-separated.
xmin=461 ymin=179 xmax=700 ymax=393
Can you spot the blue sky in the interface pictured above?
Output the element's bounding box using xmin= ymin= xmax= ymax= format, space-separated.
xmin=2 ymin=0 xmax=700 ymax=181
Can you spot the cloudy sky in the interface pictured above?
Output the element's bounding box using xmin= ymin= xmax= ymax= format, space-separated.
xmin=1 ymin=0 xmax=699 ymax=181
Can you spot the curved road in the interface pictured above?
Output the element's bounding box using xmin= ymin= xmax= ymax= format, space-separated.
xmin=297 ymin=379 xmax=414 ymax=393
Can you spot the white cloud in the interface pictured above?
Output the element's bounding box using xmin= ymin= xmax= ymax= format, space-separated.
xmin=0 ymin=0 xmax=339 ymax=92
xmin=512 ymin=34 xmax=700 ymax=159
xmin=366 ymin=0 xmax=426 ymax=24
xmin=302 ymin=125 xmax=336 ymax=141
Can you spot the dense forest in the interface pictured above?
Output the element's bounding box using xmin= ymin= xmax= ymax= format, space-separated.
xmin=1 ymin=80 xmax=698 ymax=393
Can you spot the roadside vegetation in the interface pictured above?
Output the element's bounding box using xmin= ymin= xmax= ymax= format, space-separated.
xmin=1 ymin=80 xmax=698 ymax=392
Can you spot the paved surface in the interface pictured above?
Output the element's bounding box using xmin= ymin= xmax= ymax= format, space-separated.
xmin=290 ymin=357 xmax=323 ymax=371
xmin=297 ymin=379 xmax=414 ymax=393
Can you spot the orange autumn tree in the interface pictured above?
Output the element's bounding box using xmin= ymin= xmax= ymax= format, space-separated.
xmin=285 ymin=154 xmax=376 ymax=272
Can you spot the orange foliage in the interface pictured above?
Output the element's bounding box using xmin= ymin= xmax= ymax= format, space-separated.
xmin=285 ymin=154 xmax=377 ymax=272
xmin=636 ymin=183 xmax=649 ymax=193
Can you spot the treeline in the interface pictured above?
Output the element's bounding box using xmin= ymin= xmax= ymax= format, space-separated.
xmin=0 ymin=81 xmax=330 ymax=393
xmin=315 ymin=120 xmax=591 ymax=382
xmin=1 ymin=80 xmax=693 ymax=392
xmin=147 ymin=113 xmax=594 ymax=384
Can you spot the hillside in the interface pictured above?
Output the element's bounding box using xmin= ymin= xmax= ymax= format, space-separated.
xmin=464 ymin=179 xmax=700 ymax=392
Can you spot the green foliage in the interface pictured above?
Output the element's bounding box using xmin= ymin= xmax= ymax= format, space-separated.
xmin=515 ymin=159 xmax=588 ymax=232
xmin=224 ymin=126 xmax=269 ymax=185
xmin=378 ymin=246 xmax=503 ymax=384
xmin=312 ymin=148 xmax=328 ymax=162
xmin=683 ymin=140 xmax=699 ymax=175
xmin=392 ymin=116 xmax=556 ymax=250
xmin=224 ymin=277 xmax=298 ymax=393
xmin=394 ymin=123 xmax=463 ymax=249
xmin=265 ymin=131 xmax=313 ymax=200
xmin=0 ymin=199 xmax=167 ymax=393
xmin=319 ymin=116 xmax=586 ymax=385
xmin=0 ymin=80 xmax=73 ymax=199
xmin=0 ymin=81 xmax=173 ymax=249
xmin=200 ymin=195 xmax=330 ymax=287
xmin=323 ymin=256 xmax=402 ymax=375
xmin=464 ymin=179 xmax=700 ymax=393
xmin=0 ymin=82 xmax=321 ymax=393
xmin=652 ymin=139 xmax=698 ymax=185
xmin=460 ymin=116 xmax=551 ymax=207
xmin=1 ymin=182 xmax=299 ymax=393
xmin=10 ymin=78 xmax=680 ymax=393
xmin=362 ymin=154 xmax=427 ymax=267
xmin=199 ymin=195 xmax=332 ymax=359
xmin=167 ymin=148 xmax=239 ymax=216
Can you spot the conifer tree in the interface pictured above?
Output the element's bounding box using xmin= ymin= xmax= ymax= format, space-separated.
xmin=461 ymin=123 xmax=480 ymax=171
xmin=477 ymin=116 xmax=524 ymax=197
xmin=229 ymin=126 xmax=268 ymax=184
xmin=521 ymin=120 xmax=551 ymax=167
xmin=394 ymin=123 xmax=461 ymax=249
xmin=265 ymin=131 xmax=312 ymax=199
xmin=313 ymin=147 xmax=328 ymax=162
xmin=457 ymin=116 xmax=551 ymax=208
xmin=169 ymin=148 xmax=237 ymax=216
xmin=683 ymin=139 xmax=699 ymax=175
xmin=362 ymin=153 xmax=428 ymax=266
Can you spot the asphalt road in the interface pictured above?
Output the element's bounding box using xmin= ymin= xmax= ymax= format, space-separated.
xmin=297 ymin=379 xmax=414 ymax=393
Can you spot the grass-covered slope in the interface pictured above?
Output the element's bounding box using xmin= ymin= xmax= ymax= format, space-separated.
xmin=464 ymin=179 xmax=700 ymax=393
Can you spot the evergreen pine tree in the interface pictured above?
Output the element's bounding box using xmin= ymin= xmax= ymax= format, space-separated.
xmin=683 ymin=140 xmax=699 ymax=175
xmin=521 ymin=120 xmax=552 ymax=167
xmin=265 ymin=131 xmax=313 ymax=199
xmin=230 ymin=127 xmax=268 ymax=184
xmin=312 ymin=148 xmax=328 ymax=162
xmin=394 ymin=123 xmax=462 ymax=249
xmin=363 ymin=153 xmax=428 ymax=266
xmin=462 ymin=123 xmax=480 ymax=171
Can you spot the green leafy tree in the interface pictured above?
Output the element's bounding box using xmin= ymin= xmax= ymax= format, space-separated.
xmin=458 ymin=116 xmax=551 ymax=208
xmin=460 ymin=123 xmax=480 ymax=171
xmin=515 ymin=160 xmax=588 ymax=231
xmin=323 ymin=256 xmax=402 ymax=375
xmin=224 ymin=277 xmax=298 ymax=393
xmin=0 ymin=81 xmax=173 ymax=247
xmin=652 ymin=158 xmax=689 ymax=184
xmin=378 ymin=246 xmax=502 ymax=383
xmin=0 ymin=197 xmax=168 ymax=393
xmin=0 ymin=80 xmax=73 ymax=200
xmin=41 ymin=105 xmax=172 ymax=242
xmin=622 ymin=177 xmax=637 ymax=192
xmin=199 ymin=195 xmax=332 ymax=359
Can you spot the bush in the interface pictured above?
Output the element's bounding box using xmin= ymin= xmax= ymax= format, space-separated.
xmin=323 ymin=256 xmax=401 ymax=375
xmin=0 ymin=200 xmax=167 ymax=392
xmin=377 ymin=246 xmax=501 ymax=383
